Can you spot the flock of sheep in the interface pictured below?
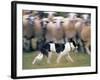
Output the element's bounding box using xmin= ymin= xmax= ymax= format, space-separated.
xmin=23 ymin=10 xmax=91 ymax=55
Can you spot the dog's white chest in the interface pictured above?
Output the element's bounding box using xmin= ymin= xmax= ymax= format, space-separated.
xmin=50 ymin=43 xmax=56 ymax=52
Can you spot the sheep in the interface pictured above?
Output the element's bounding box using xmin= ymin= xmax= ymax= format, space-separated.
xmin=45 ymin=16 xmax=65 ymax=43
xmin=81 ymin=26 xmax=91 ymax=55
xmin=22 ymin=11 xmax=35 ymax=51
xmin=23 ymin=13 xmax=35 ymax=39
xmin=61 ymin=13 xmax=90 ymax=53
xmin=75 ymin=14 xmax=91 ymax=54
xmin=23 ymin=11 xmax=45 ymax=51
xmin=44 ymin=12 xmax=56 ymax=21
xmin=80 ymin=14 xmax=91 ymax=55
xmin=62 ymin=13 xmax=78 ymax=43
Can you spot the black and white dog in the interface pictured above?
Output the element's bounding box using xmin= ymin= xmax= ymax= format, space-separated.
xmin=32 ymin=40 xmax=77 ymax=64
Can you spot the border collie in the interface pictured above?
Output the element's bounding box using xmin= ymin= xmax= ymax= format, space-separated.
xmin=32 ymin=40 xmax=77 ymax=64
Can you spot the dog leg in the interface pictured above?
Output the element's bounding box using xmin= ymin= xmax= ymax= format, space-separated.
xmin=47 ymin=52 xmax=52 ymax=64
xmin=32 ymin=53 xmax=43 ymax=64
xmin=56 ymin=53 xmax=62 ymax=64
xmin=32 ymin=56 xmax=37 ymax=64
xmin=67 ymin=53 xmax=74 ymax=63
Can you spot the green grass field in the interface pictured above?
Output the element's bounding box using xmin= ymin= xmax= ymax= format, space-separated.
xmin=23 ymin=51 xmax=91 ymax=69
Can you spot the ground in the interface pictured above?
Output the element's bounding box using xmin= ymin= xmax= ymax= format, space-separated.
xmin=23 ymin=51 xmax=90 ymax=69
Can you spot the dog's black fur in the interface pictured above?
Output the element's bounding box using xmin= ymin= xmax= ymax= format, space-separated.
xmin=36 ymin=38 xmax=77 ymax=57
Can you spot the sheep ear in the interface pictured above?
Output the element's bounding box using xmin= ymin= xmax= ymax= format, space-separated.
xmin=61 ymin=21 xmax=64 ymax=23
xmin=46 ymin=21 xmax=49 ymax=23
xmin=26 ymin=17 xmax=30 ymax=20
xmin=53 ymin=21 xmax=56 ymax=23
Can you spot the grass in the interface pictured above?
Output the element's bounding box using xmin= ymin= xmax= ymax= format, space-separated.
xmin=23 ymin=51 xmax=90 ymax=69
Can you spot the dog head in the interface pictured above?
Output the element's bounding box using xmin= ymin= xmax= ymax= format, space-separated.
xmin=68 ymin=39 xmax=78 ymax=51
xmin=70 ymin=42 xmax=78 ymax=51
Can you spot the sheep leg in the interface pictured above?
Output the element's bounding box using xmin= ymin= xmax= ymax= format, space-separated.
xmin=84 ymin=42 xmax=91 ymax=55
xmin=23 ymin=38 xmax=31 ymax=51
xmin=85 ymin=44 xmax=90 ymax=55
xmin=78 ymin=39 xmax=85 ymax=53
xmin=73 ymin=38 xmax=78 ymax=53
xmin=85 ymin=47 xmax=90 ymax=55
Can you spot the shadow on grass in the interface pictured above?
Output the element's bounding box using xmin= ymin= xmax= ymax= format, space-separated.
xmin=23 ymin=51 xmax=91 ymax=69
